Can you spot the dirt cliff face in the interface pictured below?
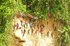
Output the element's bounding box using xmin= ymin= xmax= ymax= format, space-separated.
xmin=12 ymin=13 xmax=61 ymax=46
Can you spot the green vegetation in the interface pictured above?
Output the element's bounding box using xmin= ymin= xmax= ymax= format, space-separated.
xmin=0 ymin=0 xmax=26 ymax=46
xmin=0 ymin=0 xmax=70 ymax=46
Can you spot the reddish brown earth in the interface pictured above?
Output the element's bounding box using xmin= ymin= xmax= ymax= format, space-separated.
xmin=12 ymin=13 xmax=61 ymax=46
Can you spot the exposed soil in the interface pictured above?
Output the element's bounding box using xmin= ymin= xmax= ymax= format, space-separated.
xmin=11 ymin=14 xmax=62 ymax=46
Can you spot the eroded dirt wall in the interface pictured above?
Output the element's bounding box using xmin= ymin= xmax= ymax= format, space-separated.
xmin=12 ymin=13 xmax=61 ymax=46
